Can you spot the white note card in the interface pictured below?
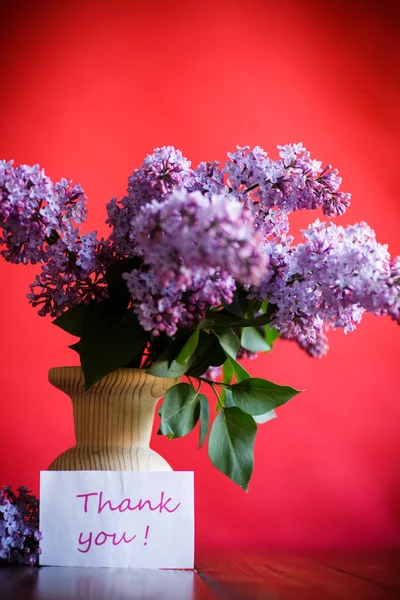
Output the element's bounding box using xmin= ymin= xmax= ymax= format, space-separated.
xmin=40 ymin=471 xmax=194 ymax=569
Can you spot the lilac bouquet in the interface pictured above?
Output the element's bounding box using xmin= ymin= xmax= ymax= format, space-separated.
xmin=0 ymin=486 xmax=42 ymax=565
xmin=1 ymin=145 xmax=399 ymax=489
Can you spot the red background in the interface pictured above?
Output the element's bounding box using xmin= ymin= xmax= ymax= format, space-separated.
xmin=1 ymin=0 xmax=399 ymax=551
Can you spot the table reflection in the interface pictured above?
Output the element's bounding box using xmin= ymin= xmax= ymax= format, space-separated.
xmin=0 ymin=566 xmax=196 ymax=600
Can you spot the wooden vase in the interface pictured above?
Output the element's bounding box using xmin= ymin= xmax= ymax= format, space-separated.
xmin=47 ymin=367 xmax=179 ymax=471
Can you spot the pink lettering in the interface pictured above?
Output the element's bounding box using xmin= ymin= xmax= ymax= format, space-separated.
xmin=144 ymin=525 xmax=149 ymax=546
xmin=113 ymin=532 xmax=137 ymax=545
xmin=155 ymin=491 xmax=181 ymax=514
xmin=78 ymin=532 xmax=92 ymax=553
xmin=94 ymin=532 xmax=108 ymax=546
xmin=98 ymin=491 xmax=117 ymax=514
xmin=96 ymin=490 xmax=181 ymax=514
xmin=118 ymin=498 xmax=131 ymax=512
xmin=76 ymin=492 xmax=98 ymax=513
xmin=78 ymin=531 xmax=136 ymax=553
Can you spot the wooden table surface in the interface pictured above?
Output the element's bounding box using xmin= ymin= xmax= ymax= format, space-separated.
xmin=0 ymin=551 xmax=399 ymax=599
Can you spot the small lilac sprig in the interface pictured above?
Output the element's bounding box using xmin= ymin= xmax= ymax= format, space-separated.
xmin=0 ymin=486 xmax=42 ymax=566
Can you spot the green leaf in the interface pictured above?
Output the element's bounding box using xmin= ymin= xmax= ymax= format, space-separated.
xmin=157 ymin=419 xmax=174 ymax=437
xmin=220 ymin=390 xmax=276 ymax=420
xmin=244 ymin=302 xmax=256 ymax=320
xmin=223 ymin=388 xmax=235 ymax=407
xmin=147 ymin=337 xmax=194 ymax=378
xmin=231 ymin=378 xmax=301 ymax=415
xmin=68 ymin=341 xmax=81 ymax=355
xmin=213 ymin=330 xmax=250 ymax=382
xmin=225 ymin=355 xmax=250 ymax=382
xmin=265 ymin=325 xmax=280 ymax=346
xmin=80 ymin=301 xmax=148 ymax=390
xmin=222 ymin=288 xmax=248 ymax=318
xmin=199 ymin=394 xmax=210 ymax=448
xmin=251 ymin=300 xmax=263 ymax=314
xmin=105 ymin=258 xmax=141 ymax=307
xmin=222 ymin=360 xmax=234 ymax=385
xmin=150 ymin=331 xmax=224 ymax=379
xmin=215 ymin=328 xmax=240 ymax=359
xmin=241 ymin=327 xmax=271 ymax=353
xmin=53 ymin=303 xmax=90 ymax=337
xmin=213 ymin=329 xmax=250 ymax=383
xmin=175 ymin=327 xmax=200 ymax=366
xmin=200 ymin=311 xmax=272 ymax=330
xmin=254 ymin=410 xmax=277 ymax=424
xmin=186 ymin=334 xmax=226 ymax=378
xmin=219 ymin=360 xmax=235 ymax=403
xmin=208 ymin=407 xmax=257 ymax=491
xmin=158 ymin=383 xmax=200 ymax=438
xmin=147 ymin=357 xmax=189 ymax=378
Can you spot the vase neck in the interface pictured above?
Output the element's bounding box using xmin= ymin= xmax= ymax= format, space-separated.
xmin=48 ymin=367 xmax=179 ymax=449
xmin=71 ymin=391 xmax=158 ymax=448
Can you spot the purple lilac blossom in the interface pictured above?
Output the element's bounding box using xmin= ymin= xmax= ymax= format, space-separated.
xmin=2 ymin=146 xmax=399 ymax=360
xmin=0 ymin=161 xmax=54 ymax=264
xmin=0 ymin=486 xmax=42 ymax=566
xmin=124 ymin=189 xmax=268 ymax=335
xmin=187 ymin=160 xmax=226 ymax=196
xmin=257 ymin=220 xmax=400 ymax=349
xmin=296 ymin=221 xmax=400 ymax=325
xmin=124 ymin=261 xmax=237 ymax=337
xmin=106 ymin=147 xmax=194 ymax=255
xmin=388 ymin=256 xmax=400 ymax=322
xmin=237 ymin=347 xmax=259 ymax=361
xmin=122 ymin=269 xmax=209 ymax=336
xmin=223 ymin=143 xmax=351 ymax=239
xmin=204 ymin=366 xmax=223 ymax=380
xmin=0 ymin=161 xmax=87 ymax=265
xmin=0 ymin=160 xmax=110 ymax=317
xmin=27 ymin=227 xmax=109 ymax=317
xmin=132 ymin=190 xmax=267 ymax=286
xmin=281 ymin=330 xmax=330 ymax=358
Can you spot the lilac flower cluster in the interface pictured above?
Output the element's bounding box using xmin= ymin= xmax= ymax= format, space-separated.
xmin=224 ymin=144 xmax=351 ymax=239
xmin=188 ymin=160 xmax=226 ymax=196
xmin=0 ymin=161 xmax=86 ymax=264
xmin=0 ymin=486 xmax=42 ymax=566
xmin=106 ymin=147 xmax=194 ymax=255
xmin=0 ymin=160 xmax=108 ymax=317
xmin=27 ymin=230 xmax=109 ymax=317
xmin=1 ymin=144 xmax=399 ymax=360
xmin=124 ymin=190 xmax=267 ymax=335
xmin=256 ymin=220 xmax=400 ymax=356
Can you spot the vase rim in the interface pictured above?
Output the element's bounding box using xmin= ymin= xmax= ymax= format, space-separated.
xmin=48 ymin=366 xmax=179 ymax=397
xmin=49 ymin=366 xmax=145 ymax=374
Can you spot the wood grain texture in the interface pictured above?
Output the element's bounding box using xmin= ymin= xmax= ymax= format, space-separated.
xmin=195 ymin=550 xmax=400 ymax=600
xmin=319 ymin=551 xmax=400 ymax=595
xmin=1 ymin=553 xmax=398 ymax=600
xmin=47 ymin=367 xmax=179 ymax=471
